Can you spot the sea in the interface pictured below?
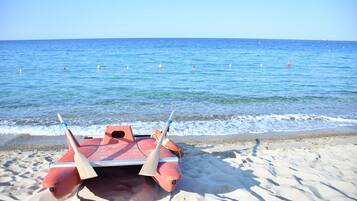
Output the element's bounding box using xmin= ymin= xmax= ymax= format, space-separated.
xmin=0 ymin=38 xmax=357 ymax=137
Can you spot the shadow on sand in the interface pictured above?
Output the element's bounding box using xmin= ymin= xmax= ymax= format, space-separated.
xmin=169 ymin=140 xmax=264 ymax=201
xmin=76 ymin=166 xmax=160 ymax=201
xmin=74 ymin=140 xmax=264 ymax=201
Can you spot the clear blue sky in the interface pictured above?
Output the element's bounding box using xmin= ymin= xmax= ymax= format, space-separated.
xmin=0 ymin=0 xmax=356 ymax=41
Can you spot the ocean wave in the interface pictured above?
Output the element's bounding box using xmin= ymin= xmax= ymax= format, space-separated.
xmin=0 ymin=114 xmax=356 ymax=136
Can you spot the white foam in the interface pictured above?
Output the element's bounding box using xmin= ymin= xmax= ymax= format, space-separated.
xmin=0 ymin=114 xmax=356 ymax=136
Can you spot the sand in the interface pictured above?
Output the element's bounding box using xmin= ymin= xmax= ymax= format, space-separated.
xmin=0 ymin=133 xmax=357 ymax=201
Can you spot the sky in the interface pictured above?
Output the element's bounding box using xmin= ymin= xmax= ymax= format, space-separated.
xmin=0 ymin=0 xmax=356 ymax=41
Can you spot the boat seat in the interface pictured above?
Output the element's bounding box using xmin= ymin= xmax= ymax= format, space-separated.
xmin=102 ymin=126 xmax=135 ymax=144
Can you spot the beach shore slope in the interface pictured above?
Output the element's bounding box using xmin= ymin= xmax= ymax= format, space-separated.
xmin=0 ymin=133 xmax=357 ymax=201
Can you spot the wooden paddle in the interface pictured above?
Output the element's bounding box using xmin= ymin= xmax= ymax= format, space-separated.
xmin=57 ymin=113 xmax=97 ymax=180
xmin=139 ymin=111 xmax=175 ymax=176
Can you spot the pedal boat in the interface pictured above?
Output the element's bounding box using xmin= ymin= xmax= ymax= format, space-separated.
xmin=42 ymin=116 xmax=183 ymax=199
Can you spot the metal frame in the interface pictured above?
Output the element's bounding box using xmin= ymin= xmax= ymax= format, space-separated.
xmin=49 ymin=157 xmax=179 ymax=168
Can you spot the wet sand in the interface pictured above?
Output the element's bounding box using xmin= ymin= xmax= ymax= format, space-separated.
xmin=0 ymin=132 xmax=357 ymax=200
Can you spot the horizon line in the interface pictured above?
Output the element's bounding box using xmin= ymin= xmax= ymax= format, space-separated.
xmin=1 ymin=37 xmax=356 ymax=43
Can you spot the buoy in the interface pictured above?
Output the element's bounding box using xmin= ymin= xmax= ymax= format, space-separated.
xmin=159 ymin=63 xmax=163 ymax=69
xmin=96 ymin=64 xmax=101 ymax=69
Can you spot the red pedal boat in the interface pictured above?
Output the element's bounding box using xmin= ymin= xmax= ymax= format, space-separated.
xmin=42 ymin=112 xmax=183 ymax=199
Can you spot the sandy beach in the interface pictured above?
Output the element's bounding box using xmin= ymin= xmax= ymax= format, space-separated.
xmin=0 ymin=132 xmax=356 ymax=201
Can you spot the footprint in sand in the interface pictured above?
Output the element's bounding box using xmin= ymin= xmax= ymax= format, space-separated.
xmin=19 ymin=164 xmax=27 ymax=169
xmin=2 ymin=158 xmax=16 ymax=168
xmin=0 ymin=182 xmax=11 ymax=186
xmin=289 ymin=167 xmax=298 ymax=171
xmin=267 ymin=165 xmax=277 ymax=176
xmin=293 ymin=175 xmax=303 ymax=185
xmin=306 ymin=185 xmax=323 ymax=199
xmin=19 ymin=171 xmax=31 ymax=178
xmin=246 ymin=157 xmax=253 ymax=163
xmin=44 ymin=156 xmax=53 ymax=162
xmin=28 ymin=184 xmax=40 ymax=191
xmin=266 ymin=178 xmax=280 ymax=186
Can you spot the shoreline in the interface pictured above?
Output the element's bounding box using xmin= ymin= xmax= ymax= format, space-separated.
xmin=171 ymin=129 xmax=357 ymax=144
xmin=1 ymin=129 xmax=357 ymax=151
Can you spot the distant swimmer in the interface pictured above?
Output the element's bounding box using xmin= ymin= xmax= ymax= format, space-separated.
xmin=63 ymin=66 xmax=67 ymax=70
xmin=159 ymin=63 xmax=164 ymax=69
xmin=96 ymin=64 xmax=101 ymax=70
xmin=192 ymin=64 xmax=196 ymax=70
xmin=287 ymin=60 xmax=292 ymax=68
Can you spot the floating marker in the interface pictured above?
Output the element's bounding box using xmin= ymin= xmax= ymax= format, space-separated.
xmin=159 ymin=63 xmax=163 ymax=68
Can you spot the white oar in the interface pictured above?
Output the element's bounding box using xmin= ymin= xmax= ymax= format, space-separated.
xmin=139 ymin=111 xmax=175 ymax=176
xmin=57 ymin=113 xmax=97 ymax=180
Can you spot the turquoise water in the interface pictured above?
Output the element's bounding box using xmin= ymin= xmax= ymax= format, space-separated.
xmin=0 ymin=38 xmax=357 ymax=136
